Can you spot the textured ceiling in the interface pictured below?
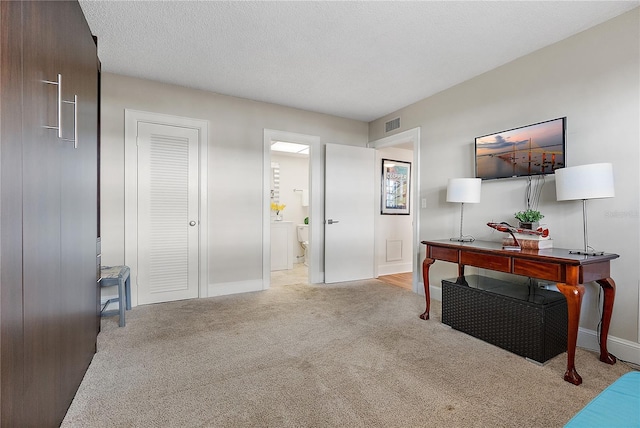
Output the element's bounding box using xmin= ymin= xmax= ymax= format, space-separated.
xmin=79 ymin=1 xmax=639 ymax=122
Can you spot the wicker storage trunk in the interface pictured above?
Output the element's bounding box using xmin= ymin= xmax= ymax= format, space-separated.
xmin=442 ymin=275 xmax=567 ymax=364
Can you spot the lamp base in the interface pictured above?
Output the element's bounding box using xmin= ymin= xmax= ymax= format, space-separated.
xmin=450 ymin=237 xmax=475 ymax=242
xmin=569 ymin=249 xmax=605 ymax=256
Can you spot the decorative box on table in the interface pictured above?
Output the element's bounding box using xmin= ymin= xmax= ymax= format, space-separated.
xmin=442 ymin=275 xmax=567 ymax=364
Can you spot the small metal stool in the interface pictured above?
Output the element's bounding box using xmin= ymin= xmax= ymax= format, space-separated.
xmin=100 ymin=265 xmax=131 ymax=327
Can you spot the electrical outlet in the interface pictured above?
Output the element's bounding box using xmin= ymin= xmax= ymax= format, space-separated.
xmin=421 ymin=198 xmax=427 ymax=209
xmin=537 ymin=281 xmax=559 ymax=292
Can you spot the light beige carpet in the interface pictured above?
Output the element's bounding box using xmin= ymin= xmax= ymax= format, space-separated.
xmin=62 ymin=280 xmax=635 ymax=427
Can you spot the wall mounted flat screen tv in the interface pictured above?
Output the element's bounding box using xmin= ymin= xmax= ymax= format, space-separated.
xmin=475 ymin=117 xmax=566 ymax=180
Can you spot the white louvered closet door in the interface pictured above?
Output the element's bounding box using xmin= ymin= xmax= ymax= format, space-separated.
xmin=137 ymin=122 xmax=199 ymax=304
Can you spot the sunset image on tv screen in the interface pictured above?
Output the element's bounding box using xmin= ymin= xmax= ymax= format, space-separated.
xmin=476 ymin=118 xmax=565 ymax=180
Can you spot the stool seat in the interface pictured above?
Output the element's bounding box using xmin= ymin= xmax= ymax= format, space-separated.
xmin=100 ymin=265 xmax=131 ymax=327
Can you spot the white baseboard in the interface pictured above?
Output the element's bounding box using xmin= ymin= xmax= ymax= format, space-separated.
xmin=427 ymin=283 xmax=640 ymax=366
xmin=101 ymin=279 xmax=265 ymax=310
xmin=377 ymin=263 xmax=413 ymax=276
xmin=577 ymin=327 xmax=640 ymax=366
xmin=207 ymin=279 xmax=264 ymax=298
xmin=429 ymin=283 xmax=442 ymax=301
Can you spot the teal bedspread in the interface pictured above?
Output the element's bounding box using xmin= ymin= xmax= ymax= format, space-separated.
xmin=565 ymin=371 xmax=640 ymax=427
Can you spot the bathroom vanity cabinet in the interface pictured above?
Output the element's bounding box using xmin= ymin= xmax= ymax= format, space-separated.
xmin=271 ymin=221 xmax=294 ymax=271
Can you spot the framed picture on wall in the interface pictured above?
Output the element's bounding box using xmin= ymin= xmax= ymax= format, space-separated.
xmin=381 ymin=158 xmax=411 ymax=215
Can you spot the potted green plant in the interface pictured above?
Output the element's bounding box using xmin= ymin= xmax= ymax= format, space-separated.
xmin=514 ymin=209 xmax=544 ymax=230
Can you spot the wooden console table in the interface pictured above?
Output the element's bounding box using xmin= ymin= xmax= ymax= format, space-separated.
xmin=421 ymin=239 xmax=619 ymax=386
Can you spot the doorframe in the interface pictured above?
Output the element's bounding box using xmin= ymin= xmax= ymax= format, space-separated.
xmin=263 ymin=130 xmax=322 ymax=286
xmin=124 ymin=109 xmax=209 ymax=307
xmin=368 ymin=127 xmax=421 ymax=293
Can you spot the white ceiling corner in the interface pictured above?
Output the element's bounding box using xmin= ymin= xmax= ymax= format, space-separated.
xmin=78 ymin=1 xmax=639 ymax=122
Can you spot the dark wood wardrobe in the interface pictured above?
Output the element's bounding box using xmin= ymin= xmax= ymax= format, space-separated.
xmin=1 ymin=1 xmax=99 ymax=426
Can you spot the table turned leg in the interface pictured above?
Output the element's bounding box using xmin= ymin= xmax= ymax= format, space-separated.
xmin=556 ymin=282 xmax=586 ymax=385
xmin=420 ymin=257 xmax=435 ymax=320
xmin=596 ymin=277 xmax=617 ymax=365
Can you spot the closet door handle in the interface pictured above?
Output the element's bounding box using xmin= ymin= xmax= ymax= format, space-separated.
xmin=42 ymin=75 xmax=77 ymax=148
xmin=42 ymin=73 xmax=62 ymax=138
xmin=62 ymin=95 xmax=78 ymax=149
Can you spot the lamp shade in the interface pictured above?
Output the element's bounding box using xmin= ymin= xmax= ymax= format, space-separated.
xmin=446 ymin=178 xmax=481 ymax=203
xmin=555 ymin=163 xmax=615 ymax=201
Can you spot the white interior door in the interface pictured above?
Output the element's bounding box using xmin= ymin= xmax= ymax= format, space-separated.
xmin=137 ymin=122 xmax=199 ymax=304
xmin=324 ymin=144 xmax=375 ymax=283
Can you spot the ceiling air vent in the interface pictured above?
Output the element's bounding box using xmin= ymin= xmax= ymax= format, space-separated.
xmin=385 ymin=117 xmax=400 ymax=133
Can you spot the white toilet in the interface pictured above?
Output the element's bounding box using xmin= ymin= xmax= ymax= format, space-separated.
xmin=296 ymin=224 xmax=309 ymax=266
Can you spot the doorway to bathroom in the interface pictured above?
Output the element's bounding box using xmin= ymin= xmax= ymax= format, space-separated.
xmin=270 ymin=142 xmax=310 ymax=286
xmin=263 ymin=129 xmax=321 ymax=288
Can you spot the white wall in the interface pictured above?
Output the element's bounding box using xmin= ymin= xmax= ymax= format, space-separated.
xmin=100 ymin=73 xmax=368 ymax=295
xmin=271 ymin=152 xmax=309 ymax=261
xmin=370 ymin=9 xmax=640 ymax=353
xmin=375 ymin=147 xmax=414 ymax=275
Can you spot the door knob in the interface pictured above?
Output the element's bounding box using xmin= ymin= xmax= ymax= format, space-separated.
xmin=327 ymin=219 xmax=339 ymax=225
xmin=189 ymin=221 xmax=197 ymax=226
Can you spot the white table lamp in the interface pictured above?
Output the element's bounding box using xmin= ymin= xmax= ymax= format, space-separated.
xmin=447 ymin=178 xmax=482 ymax=242
xmin=555 ymin=163 xmax=614 ymax=255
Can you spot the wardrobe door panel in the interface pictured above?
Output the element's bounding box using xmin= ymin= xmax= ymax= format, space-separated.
xmin=58 ymin=1 xmax=99 ymax=408
xmin=0 ymin=2 xmax=25 ymax=425
xmin=2 ymin=1 xmax=98 ymax=425
xmin=21 ymin=2 xmax=67 ymax=425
